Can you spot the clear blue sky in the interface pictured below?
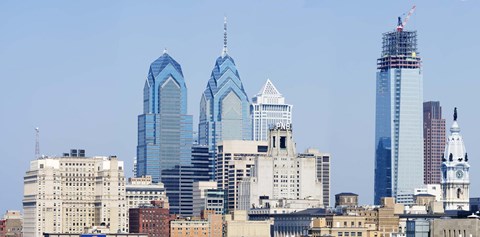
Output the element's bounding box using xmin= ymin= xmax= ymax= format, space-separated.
xmin=1 ymin=0 xmax=479 ymax=212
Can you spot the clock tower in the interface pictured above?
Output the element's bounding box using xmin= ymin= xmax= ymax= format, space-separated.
xmin=441 ymin=108 xmax=470 ymax=211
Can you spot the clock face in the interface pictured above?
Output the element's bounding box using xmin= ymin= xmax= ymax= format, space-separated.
xmin=456 ymin=170 xmax=464 ymax=179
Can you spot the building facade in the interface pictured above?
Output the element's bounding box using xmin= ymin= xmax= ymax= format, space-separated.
xmin=128 ymin=201 xmax=173 ymax=237
xmin=374 ymin=29 xmax=424 ymax=204
xmin=198 ymin=19 xmax=252 ymax=158
xmin=215 ymin=140 xmax=268 ymax=211
xmin=23 ymin=154 xmax=127 ymax=237
xmin=441 ymin=108 xmax=470 ymax=211
xmin=170 ymin=212 xmax=222 ymax=237
xmin=125 ymin=176 xmax=168 ymax=232
xmin=192 ymin=181 xmax=225 ymax=217
xmin=160 ymin=145 xmax=212 ymax=216
xmin=251 ymin=79 xmax=292 ymax=141
xmin=238 ymin=124 xmax=323 ymax=210
xmin=423 ymin=101 xmax=446 ymax=185
xmin=298 ymin=148 xmax=331 ymax=207
xmin=136 ymin=51 xmax=193 ymax=182
xmin=0 ymin=211 xmax=22 ymax=237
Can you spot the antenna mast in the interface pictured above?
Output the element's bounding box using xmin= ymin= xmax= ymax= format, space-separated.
xmin=35 ymin=127 xmax=40 ymax=159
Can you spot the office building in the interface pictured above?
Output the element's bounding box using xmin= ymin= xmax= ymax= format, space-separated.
xmin=136 ymin=50 xmax=193 ymax=182
xmin=441 ymin=108 xmax=470 ymax=211
xmin=238 ymin=124 xmax=323 ymax=210
xmin=374 ymin=25 xmax=424 ymax=204
xmin=216 ymin=140 xmax=268 ymax=210
xmin=298 ymin=148 xmax=331 ymax=207
xmin=198 ymin=18 xmax=252 ymax=158
xmin=193 ymin=181 xmax=225 ymax=217
xmin=423 ymin=101 xmax=446 ymax=185
xmin=251 ymin=79 xmax=292 ymax=141
xmin=23 ymin=152 xmax=127 ymax=237
xmin=128 ymin=201 xmax=173 ymax=237
xmin=126 ymin=176 xmax=168 ymax=210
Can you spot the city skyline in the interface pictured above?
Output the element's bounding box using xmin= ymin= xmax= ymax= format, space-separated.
xmin=1 ymin=0 xmax=480 ymax=213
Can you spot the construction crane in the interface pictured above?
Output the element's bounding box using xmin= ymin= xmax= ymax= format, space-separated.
xmin=396 ymin=5 xmax=416 ymax=32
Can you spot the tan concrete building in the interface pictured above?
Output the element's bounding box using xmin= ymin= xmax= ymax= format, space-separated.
xmin=23 ymin=152 xmax=127 ymax=237
xmin=0 ymin=210 xmax=22 ymax=237
xmin=430 ymin=218 xmax=480 ymax=237
xmin=170 ymin=211 xmax=222 ymax=237
xmin=335 ymin=193 xmax=359 ymax=207
xmin=309 ymin=215 xmax=377 ymax=237
xmin=224 ymin=211 xmax=270 ymax=237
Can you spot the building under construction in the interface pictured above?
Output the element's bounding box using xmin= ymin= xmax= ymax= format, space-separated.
xmin=374 ymin=5 xmax=424 ymax=205
xmin=377 ymin=30 xmax=421 ymax=70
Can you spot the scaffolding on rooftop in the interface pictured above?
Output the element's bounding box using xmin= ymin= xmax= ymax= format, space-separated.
xmin=377 ymin=30 xmax=421 ymax=70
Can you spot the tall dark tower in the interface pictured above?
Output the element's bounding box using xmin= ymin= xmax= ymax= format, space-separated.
xmin=423 ymin=101 xmax=446 ymax=184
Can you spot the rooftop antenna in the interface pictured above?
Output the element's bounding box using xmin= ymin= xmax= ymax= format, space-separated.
xmin=35 ymin=127 xmax=40 ymax=159
xmin=222 ymin=16 xmax=228 ymax=56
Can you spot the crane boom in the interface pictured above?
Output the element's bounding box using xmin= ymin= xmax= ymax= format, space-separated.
xmin=396 ymin=5 xmax=416 ymax=32
xmin=402 ymin=5 xmax=416 ymax=29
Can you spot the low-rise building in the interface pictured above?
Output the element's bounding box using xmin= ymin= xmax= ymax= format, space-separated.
xmin=308 ymin=215 xmax=377 ymax=237
xmin=129 ymin=201 xmax=173 ymax=237
xmin=170 ymin=211 xmax=222 ymax=237
xmin=224 ymin=211 xmax=270 ymax=237
xmin=43 ymin=234 xmax=147 ymax=237
xmin=430 ymin=218 xmax=480 ymax=237
xmin=335 ymin=193 xmax=359 ymax=207
xmin=0 ymin=210 xmax=22 ymax=237
xmin=192 ymin=181 xmax=224 ymax=217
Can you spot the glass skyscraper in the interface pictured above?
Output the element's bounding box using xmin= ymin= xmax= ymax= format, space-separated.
xmin=198 ymin=19 xmax=252 ymax=157
xmin=136 ymin=50 xmax=193 ymax=186
xmin=374 ymin=30 xmax=424 ymax=204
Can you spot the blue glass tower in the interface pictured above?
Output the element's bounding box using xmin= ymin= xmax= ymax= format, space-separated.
xmin=136 ymin=50 xmax=193 ymax=182
xmin=374 ymin=29 xmax=424 ymax=204
xmin=198 ymin=18 xmax=252 ymax=160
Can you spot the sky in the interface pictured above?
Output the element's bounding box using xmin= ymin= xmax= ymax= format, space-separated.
xmin=1 ymin=0 xmax=479 ymax=213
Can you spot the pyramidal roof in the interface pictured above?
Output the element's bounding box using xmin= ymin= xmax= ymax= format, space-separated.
xmin=149 ymin=51 xmax=183 ymax=78
xmin=444 ymin=108 xmax=468 ymax=163
xmin=257 ymin=79 xmax=282 ymax=97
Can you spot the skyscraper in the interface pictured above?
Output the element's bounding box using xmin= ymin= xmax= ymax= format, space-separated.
xmin=252 ymin=79 xmax=293 ymax=141
xmin=374 ymin=27 xmax=423 ymax=204
xmin=198 ymin=18 xmax=252 ymax=156
xmin=136 ymin=50 xmax=193 ymax=182
xmin=423 ymin=101 xmax=446 ymax=185
xmin=136 ymin=51 xmax=194 ymax=215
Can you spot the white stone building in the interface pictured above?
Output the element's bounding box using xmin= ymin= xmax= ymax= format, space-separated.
xmin=216 ymin=140 xmax=268 ymax=210
xmin=238 ymin=124 xmax=324 ymax=210
xmin=23 ymin=152 xmax=127 ymax=237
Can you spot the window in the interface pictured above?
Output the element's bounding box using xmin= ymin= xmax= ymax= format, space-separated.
xmin=280 ymin=136 xmax=286 ymax=148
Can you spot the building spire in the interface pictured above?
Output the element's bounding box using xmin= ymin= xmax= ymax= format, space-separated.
xmin=454 ymin=107 xmax=458 ymax=121
xmin=35 ymin=127 xmax=40 ymax=159
xmin=222 ymin=16 xmax=228 ymax=56
xmin=163 ymin=48 xmax=168 ymax=54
